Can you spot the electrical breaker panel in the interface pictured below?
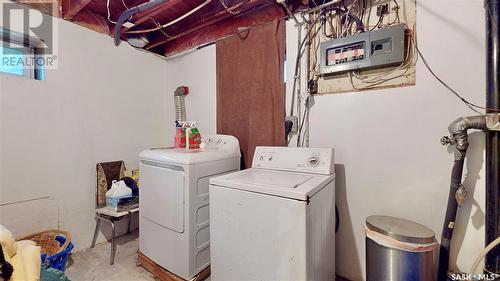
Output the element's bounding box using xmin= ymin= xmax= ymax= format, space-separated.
xmin=319 ymin=24 xmax=406 ymax=75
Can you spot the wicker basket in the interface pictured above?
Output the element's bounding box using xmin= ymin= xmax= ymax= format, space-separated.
xmin=17 ymin=230 xmax=72 ymax=257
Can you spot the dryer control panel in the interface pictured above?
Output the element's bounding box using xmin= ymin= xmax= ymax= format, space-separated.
xmin=252 ymin=147 xmax=335 ymax=175
xmin=200 ymin=134 xmax=240 ymax=152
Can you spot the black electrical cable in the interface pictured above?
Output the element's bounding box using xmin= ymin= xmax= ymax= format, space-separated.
xmin=360 ymin=0 xmax=367 ymax=23
xmin=335 ymin=205 xmax=339 ymax=233
xmin=289 ymin=13 xmax=325 ymax=117
xmin=389 ymin=0 xmax=400 ymax=25
xmin=416 ymin=45 xmax=500 ymax=113
xmin=297 ymin=98 xmax=309 ymax=146
xmin=370 ymin=15 xmax=383 ymax=31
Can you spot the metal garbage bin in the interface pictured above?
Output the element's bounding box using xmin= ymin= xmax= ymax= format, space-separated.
xmin=366 ymin=215 xmax=438 ymax=281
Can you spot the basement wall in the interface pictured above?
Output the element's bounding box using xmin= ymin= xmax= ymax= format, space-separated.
xmin=289 ymin=0 xmax=486 ymax=279
xmin=165 ymin=0 xmax=487 ymax=279
xmin=165 ymin=46 xmax=217 ymax=135
xmin=0 ymin=3 xmax=171 ymax=250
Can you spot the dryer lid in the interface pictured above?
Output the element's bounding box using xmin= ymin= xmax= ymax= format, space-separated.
xmin=209 ymin=168 xmax=335 ymax=201
xmin=140 ymin=134 xmax=240 ymax=165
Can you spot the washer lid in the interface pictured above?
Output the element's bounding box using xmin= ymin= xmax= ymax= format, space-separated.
xmin=209 ymin=168 xmax=335 ymax=201
xmin=366 ymin=215 xmax=436 ymax=244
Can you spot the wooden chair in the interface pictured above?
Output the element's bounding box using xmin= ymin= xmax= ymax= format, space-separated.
xmin=91 ymin=161 xmax=139 ymax=265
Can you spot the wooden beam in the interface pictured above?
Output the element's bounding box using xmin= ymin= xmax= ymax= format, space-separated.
xmin=159 ymin=3 xmax=284 ymax=55
xmin=18 ymin=0 xmax=62 ymax=17
xmin=120 ymin=0 xmax=188 ymax=34
xmin=137 ymin=251 xmax=210 ymax=281
xmin=62 ymin=0 xmax=92 ymax=20
xmin=71 ymin=8 xmax=111 ymax=35
xmin=145 ymin=0 xmax=258 ymax=50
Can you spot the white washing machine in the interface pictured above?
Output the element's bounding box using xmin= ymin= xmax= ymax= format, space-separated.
xmin=139 ymin=134 xmax=240 ymax=280
xmin=209 ymin=146 xmax=335 ymax=281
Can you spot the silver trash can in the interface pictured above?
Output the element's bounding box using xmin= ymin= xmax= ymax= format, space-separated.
xmin=366 ymin=215 xmax=438 ymax=281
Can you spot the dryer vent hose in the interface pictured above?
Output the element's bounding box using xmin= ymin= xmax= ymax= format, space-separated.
xmin=174 ymin=86 xmax=189 ymax=122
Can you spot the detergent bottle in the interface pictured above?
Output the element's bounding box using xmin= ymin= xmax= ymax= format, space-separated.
xmin=106 ymin=180 xmax=132 ymax=211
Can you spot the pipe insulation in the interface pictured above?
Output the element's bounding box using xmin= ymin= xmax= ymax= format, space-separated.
xmin=438 ymin=116 xmax=487 ymax=281
xmin=485 ymin=0 xmax=500 ymax=275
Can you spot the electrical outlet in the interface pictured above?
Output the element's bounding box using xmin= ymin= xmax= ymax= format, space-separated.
xmin=286 ymin=116 xmax=299 ymax=134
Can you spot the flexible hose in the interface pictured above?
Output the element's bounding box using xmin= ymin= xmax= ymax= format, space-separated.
xmin=469 ymin=236 xmax=500 ymax=274
xmin=114 ymin=0 xmax=169 ymax=46
xmin=174 ymin=95 xmax=186 ymax=122
xmin=438 ymin=157 xmax=465 ymax=281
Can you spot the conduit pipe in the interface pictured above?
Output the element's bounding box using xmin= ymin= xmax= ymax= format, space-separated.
xmin=438 ymin=116 xmax=487 ymax=281
xmin=485 ymin=0 xmax=500 ymax=275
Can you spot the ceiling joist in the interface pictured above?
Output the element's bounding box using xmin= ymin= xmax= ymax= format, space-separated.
xmin=18 ymin=0 xmax=308 ymax=56
xmin=146 ymin=1 xmax=263 ymax=50
xmin=62 ymin=0 xmax=92 ymax=19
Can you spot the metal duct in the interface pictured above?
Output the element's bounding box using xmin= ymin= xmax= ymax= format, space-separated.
xmin=174 ymin=86 xmax=188 ymax=122
xmin=485 ymin=0 xmax=500 ymax=275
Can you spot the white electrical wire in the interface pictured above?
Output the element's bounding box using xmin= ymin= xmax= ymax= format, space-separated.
xmin=469 ymin=236 xmax=500 ymax=275
xmin=107 ymin=0 xmax=129 ymax=24
xmin=106 ymin=0 xmax=117 ymax=24
xmin=126 ymin=0 xmax=212 ymax=34
xmin=219 ymin=0 xmax=239 ymax=15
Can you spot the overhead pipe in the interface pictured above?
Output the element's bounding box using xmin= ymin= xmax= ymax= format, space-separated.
xmin=485 ymin=0 xmax=500 ymax=276
xmin=113 ymin=0 xmax=169 ymax=46
xmin=438 ymin=116 xmax=487 ymax=281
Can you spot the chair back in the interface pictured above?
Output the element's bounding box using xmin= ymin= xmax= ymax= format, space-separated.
xmin=96 ymin=161 xmax=126 ymax=208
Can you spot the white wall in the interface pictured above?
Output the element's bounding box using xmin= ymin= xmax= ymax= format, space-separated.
xmin=0 ymin=0 xmax=488 ymax=278
xmin=286 ymin=0 xmax=487 ymax=279
xmin=0 ymin=9 xmax=171 ymax=250
xmin=165 ymin=46 xmax=217 ymax=135
xmin=164 ymin=0 xmax=487 ymax=280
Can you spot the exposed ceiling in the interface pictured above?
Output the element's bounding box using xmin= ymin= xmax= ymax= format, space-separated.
xmin=19 ymin=0 xmax=308 ymax=56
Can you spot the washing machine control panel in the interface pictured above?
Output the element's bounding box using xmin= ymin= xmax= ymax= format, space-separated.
xmin=253 ymin=147 xmax=334 ymax=175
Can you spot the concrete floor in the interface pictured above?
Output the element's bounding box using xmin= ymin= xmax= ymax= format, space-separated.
xmin=64 ymin=231 xmax=346 ymax=281
xmin=65 ymin=231 xmax=158 ymax=281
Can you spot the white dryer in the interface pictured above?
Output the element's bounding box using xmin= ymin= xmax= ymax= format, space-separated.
xmin=139 ymin=134 xmax=240 ymax=280
xmin=209 ymin=146 xmax=335 ymax=281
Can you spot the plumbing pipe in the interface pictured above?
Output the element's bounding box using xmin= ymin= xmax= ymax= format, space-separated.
xmin=485 ymin=0 xmax=500 ymax=275
xmin=470 ymin=236 xmax=500 ymax=275
xmin=114 ymin=0 xmax=169 ymax=46
xmin=438 ymin=116 xmax=487 ymax=281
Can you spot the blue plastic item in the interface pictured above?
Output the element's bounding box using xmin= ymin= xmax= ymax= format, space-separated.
xmin=40 ymin=236 xmax=74 ymax=271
